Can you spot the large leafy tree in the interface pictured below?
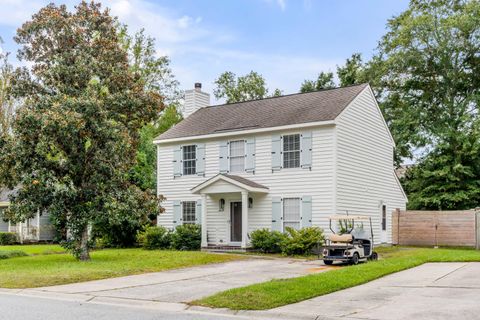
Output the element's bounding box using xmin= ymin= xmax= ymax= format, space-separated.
xmin=119 ymin=27 xmax=183 ymax=192
xmin=0 ymin=2 xmax=163 ymax=260
xmin=213 ymin=71 xmax=281 ymax=103
xmin=337 ymin=53 xmax=365 ymax=87
xmin=374 ymin=0 xmax=480 ymax=209
xmin=0 ymin=38 xmax=15 ymax=136
xmin=300 ymin=71 xmax=335 ymax=93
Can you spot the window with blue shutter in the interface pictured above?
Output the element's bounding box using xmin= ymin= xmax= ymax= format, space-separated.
xmin=283 ymin=134 xmax=301 ymax=168
xmin=271 ymin=135 xmax=282 ymax=172
xmin=219 ymin=141 xmax=229 ymax=173
xmin=271 ymin=197 xmax=282 ymax=231
xmin=245 ymin=138 xmax=256 ymax=173
xmin=196 ymin=143 xmax=206 ymax=176
xmin=300 ymin=132 xmax=312 ymax=170
xmin=182 ymin=145 xmax=197 ymax=175
xmin=301 ymin=196 xmax=312 ymax=228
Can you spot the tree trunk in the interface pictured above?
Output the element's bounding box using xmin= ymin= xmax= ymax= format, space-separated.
xmin=78 ymin=225 xmax=90 ymax=261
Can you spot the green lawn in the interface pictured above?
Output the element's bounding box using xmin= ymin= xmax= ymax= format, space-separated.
xmin=0 ymin=244 xmax=65 ymax=255
xmin=194 ymin=246 xmax=480 ymax=310
xmin=0 ymin=246 xmax=241 ymax=288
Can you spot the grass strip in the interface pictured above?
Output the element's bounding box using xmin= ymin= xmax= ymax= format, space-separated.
xmin=0 ymin=250 xmax=28 ymax=259
xmin=0 ymin=247 xmax=242 ymax=288
xmin=193 ymin=247 xmax=480 ymax=310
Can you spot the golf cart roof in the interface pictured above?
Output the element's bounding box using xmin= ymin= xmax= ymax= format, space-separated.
xmin=328 ymin=215 xmax=372 ymax=220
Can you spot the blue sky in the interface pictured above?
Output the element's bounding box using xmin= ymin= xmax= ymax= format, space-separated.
xmin=0 ymin=0 xmax=409 ymax=103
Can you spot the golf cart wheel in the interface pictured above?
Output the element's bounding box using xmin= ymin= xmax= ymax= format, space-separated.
xmin=370 ymin=252 xmax=378 ymax=261
xmin=323 ymin=260 xmax=333 ymax=266
xmin=351 ymin=253 xmax=359 ymax=265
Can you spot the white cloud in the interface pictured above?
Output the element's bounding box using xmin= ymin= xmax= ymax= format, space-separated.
xmin=0 ymin=0 xmax=338 ymax=102
xmin=0 ymin=0 xmax=43 ymax=27
xmin=262 ymin=0 xmax=286 ymax=11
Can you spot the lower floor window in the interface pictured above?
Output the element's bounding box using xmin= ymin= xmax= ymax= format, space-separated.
xmin=382 ymin=205 xmax=387 ymax=231
xmin=283 ymin=198 xmax=300 ymax=230
xmin=182 ymin=201 xmax=196 ymax=224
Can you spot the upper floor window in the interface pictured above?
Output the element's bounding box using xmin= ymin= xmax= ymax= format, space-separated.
xmin=183 ymin=145 xmax=196 ymax=175
xmin=182 ymin=201 xmax=196 ymax=225
xmin=229 ymin=140 xmax=245 ymax=173
xmin=283 ymin=134 xmax=300 ymax=168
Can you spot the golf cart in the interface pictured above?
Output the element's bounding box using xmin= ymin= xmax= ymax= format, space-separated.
xmin=322 ymin=215 xmax=378 ymax=265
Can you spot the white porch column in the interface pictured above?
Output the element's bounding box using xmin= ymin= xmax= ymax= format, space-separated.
xmin=241 ymin=191 xmax=249 ymax=248
xmin=37 ymin=210 xmax=41 ymax=241
xmin=201 ymin=193 xmax=208 ymax=248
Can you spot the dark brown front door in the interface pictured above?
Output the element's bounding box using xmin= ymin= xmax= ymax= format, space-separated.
xmin=230 ymin=202 xmax=242 ymax=242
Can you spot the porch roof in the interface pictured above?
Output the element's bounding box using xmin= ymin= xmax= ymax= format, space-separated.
xmin=191 ymin=174 xmax=269 ymax=194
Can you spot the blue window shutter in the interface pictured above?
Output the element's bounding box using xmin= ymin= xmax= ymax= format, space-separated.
xmin=173 ymin=200 xmax=182 ymax=228
xmin=301 ymin=196 xmax=312 ymax=228
xmin=196 ymin=143 xmax=206 ymax=176
xmin=219 ymin=141 xmax=229 ymax=173
xmin=301 ymin=132 xmax=312 ymax=169
xmin=272 ymin=197 xmax=282 ymax=231
xmin=271 ymin=135 xmax=282 ymax=171
xmin=173 ymin=146 xmax=182 ymax=177
xmin=196 ymin=199 xmax=202 ymax=225
xmin=245 ymin=138 xmax=255 ymax=173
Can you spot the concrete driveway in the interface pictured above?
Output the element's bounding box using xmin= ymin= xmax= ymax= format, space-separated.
xmin=25 ymin=256 xmax=331 ymax=305
xmin=252 ymin=262 xmax=480 ymax=320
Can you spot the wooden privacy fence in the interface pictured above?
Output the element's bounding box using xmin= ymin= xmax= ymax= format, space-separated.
xmin=392 ymin=209 xmax=480 ymax=248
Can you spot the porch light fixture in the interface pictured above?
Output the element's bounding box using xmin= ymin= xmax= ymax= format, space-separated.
xmin=219 ymin=198 xmax=225 ymax=211
xmin=248 ymin=197 xmax=253 ymax=208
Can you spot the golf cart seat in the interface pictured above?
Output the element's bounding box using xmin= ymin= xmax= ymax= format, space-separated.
xmin=328 ymin=234 xmax=354 ymax=243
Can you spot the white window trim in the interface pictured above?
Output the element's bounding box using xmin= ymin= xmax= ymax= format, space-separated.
xmin=228 ymin=140 xmax=246 ymax=173
xmin=282 ymin=197 xmax=302 ymax=232
xmin=281 ymin=133 xmax=301 ymax=169
xmin=181 ymin=201 xmax=196 ymax=225
xmin=182 ymin=145 xmax=197 ymax=176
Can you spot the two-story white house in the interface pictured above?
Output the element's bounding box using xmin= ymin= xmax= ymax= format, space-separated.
xmin=154 ymin=83 xmax=407 ymax=250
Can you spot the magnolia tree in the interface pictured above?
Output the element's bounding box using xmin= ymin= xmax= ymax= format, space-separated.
xmin=0 ymin=2 xmax=163 ymax=260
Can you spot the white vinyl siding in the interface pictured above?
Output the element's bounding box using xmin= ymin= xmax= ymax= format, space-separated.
xmin=182 ymin=201 xmax=196 ymax=224
xmin=283 ymin=198 xmax=301 ymax=230
xmin=335 ymin=87 xmax=407 ymax=244
xmin=157 ymin=128 xmax=335 ymax=241
xmin=182 ymin=145 xmax=196 ymax=175
xmin=283 ymin=134 xmax=300 ymax=168
xmin=229 ymin=140 xmax=245 ymax=173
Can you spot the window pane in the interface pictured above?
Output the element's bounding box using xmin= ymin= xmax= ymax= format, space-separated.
xmin=283 ymin=134 xmax=300 ymax=168
xmin=229 ymin=140 xmax=245 ymax=172
xmin=183 ymin=145 xmax=196 ymax=175
xmin=182 ymin=201 xmax=196 ymax=224
xmin=283 ymin=198 xmax=301 ymax=230
xmin=382 ymin=205 xmax=387 ymax=231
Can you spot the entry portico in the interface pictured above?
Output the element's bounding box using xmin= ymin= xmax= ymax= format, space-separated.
xmin=191 ymin=174 xmax=269 ymax=248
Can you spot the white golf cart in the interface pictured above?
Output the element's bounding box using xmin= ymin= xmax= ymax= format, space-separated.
xmin=322 ymin=215 xmax=378 ymax=265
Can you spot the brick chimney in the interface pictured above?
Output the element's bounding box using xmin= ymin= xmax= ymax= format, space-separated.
xmin=183 ymin=83 xmax=210 ymax=118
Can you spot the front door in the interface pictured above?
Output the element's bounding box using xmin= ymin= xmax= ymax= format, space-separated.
xmin=230 ymin=202 xmax=242 ymax=243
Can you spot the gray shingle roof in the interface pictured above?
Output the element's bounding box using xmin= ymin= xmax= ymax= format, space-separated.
xmin=223 ymin=174 xmax=268 ymax=190
xmin=156 ymin=83 xmax=368 ymax=141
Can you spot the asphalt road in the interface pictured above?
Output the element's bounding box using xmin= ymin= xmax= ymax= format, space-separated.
xmin=0 ymin=294 xmax=242 ymax=320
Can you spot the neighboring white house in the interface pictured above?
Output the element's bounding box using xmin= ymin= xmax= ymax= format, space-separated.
xmin=0 ymin=187 xmax=55 ymax=242
xmin=154 ymin=83 xmax=407 ymax=249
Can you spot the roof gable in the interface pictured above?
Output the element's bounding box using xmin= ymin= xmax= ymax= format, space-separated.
xmin=156 ymin=84 xmax=368 ymax=142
